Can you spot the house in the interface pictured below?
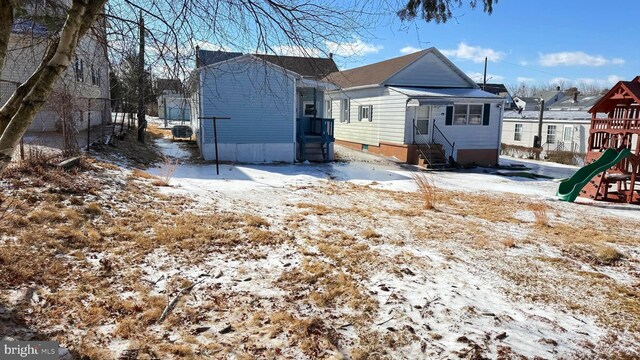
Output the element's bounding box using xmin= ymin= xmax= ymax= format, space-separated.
xmin=502 ymin=110 xmax=594 ymax=157
xmin=0 ymin=5 xmax=110 ymax=133
xmin=322 ymin=48 xmax=504 ymax=167
xmin=513 ymin=89 xmax=565 ymax=111
xmin=190 ymin=50 xmax=338 ymax=163
xmin=157 ymin=78 xmax=191 ymax=122
xmin=478 ymin=83 xmax=517 ymax=109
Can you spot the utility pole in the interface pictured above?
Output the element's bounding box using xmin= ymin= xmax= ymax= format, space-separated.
xmin=482 ymin=57 xmax=487 ymax=90
xmin=137 ymin=11 xmax=146 ymax=143
xmin=536 ymin=99 xmax=545 ymax=159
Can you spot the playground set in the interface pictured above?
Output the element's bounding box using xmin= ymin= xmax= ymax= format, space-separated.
xmin=557 ymin=76 xmax=640 ymax=204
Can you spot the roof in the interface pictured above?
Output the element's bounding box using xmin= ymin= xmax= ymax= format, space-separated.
xmin=197 ymin=49 xmax=243 ymax=67
xmin=589 ymin=76 xmax=640 ymax=114
xmin=323 ymin=50 xmax=429 ymax=89
xmin=389 ymin=86 xmax=501 ymax=99
xmin=477 ymin=83 xmax=509 ymax=95
xmin=532 ymin=90 xmax=564 ymax=104
xmin=252 ymin=54 xmax=338 ymax=79
xmin=548 ymin=94 xmax=602 ymax=110
xmin=515 ymin=97 xmax=539 ymax=103
xmin=156 ymin=78 xmax=183 ymax=95
xmin=503 ymin=110 xmax=603 ymax=121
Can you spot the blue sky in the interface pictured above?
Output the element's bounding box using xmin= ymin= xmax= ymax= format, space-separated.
xmin=330 ymin=0 xmax=639 ymax=88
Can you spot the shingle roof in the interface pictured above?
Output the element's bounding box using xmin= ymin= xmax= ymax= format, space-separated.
xmin=323 ymin=50 xmax=429 ymax=89
xmin=252 ymin=54 xmax=338 ymax=79
xmin=477 ymin=83 xmax=509 ymax=95
xmin=197 ymin=49 xmax=243 ymax=67
xmin=549 ymin=94 xmax=602 ymax=110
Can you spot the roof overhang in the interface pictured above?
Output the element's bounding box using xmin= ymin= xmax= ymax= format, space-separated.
xmin=407 ymin=98 xmax=454 ymax=107
xmin=297 ymin=78 xmax=339 ymax=91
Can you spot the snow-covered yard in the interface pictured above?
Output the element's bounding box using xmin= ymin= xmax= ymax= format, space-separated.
xmin=1 ymin=127 xmax=639 ymax=359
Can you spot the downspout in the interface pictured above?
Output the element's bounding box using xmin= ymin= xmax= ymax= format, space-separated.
xmin=496 ymin=99 xmax=505 ymax=165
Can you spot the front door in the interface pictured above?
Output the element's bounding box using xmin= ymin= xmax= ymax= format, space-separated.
xmin=413 ymin=106 xmax=432 ymax=144
xmin=563 ymin=125 xmax=574 ymax=151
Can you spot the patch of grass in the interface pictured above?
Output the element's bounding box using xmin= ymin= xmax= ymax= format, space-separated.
xmin=361 ymin=228 xmax=381 ymax=239
xmin=529 ymin=203 xmax=549 ymax=227
xmin=131 ymin=169 xmax=157 ymax=180
xmin=412 ymin=173 xmax=437 ymax=210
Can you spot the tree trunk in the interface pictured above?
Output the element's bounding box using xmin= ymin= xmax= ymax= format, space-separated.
xmin=0 ymin=0 xmax=107 ymax=171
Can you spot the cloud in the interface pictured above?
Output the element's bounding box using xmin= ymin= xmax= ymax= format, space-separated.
xmin=400 ymin=46 xmax=420 ymax=55
xmin=516 ymin=77 xmax=535 ymax=83
xmin=519 ymin=60 xmax=529 ymax=66
xmin=575 ymin=75 xmax=622 ymax=86
xmin=325 ymin=39 xmax=382 ymax=57
xmin=539 ymin=51 xmax=626 ymax=67
xmin=441 ymin=42 xmax=505 ymax=63
xmin=466 ymin=71 xmax=504 ymax=83
xmin=271 ymin=45 xmax=322 ymax=57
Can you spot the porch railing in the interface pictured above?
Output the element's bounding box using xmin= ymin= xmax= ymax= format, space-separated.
xmin=432 ymin=123 xmax=455 ymax=164
xmin=296 ymin=117 xmax=334 ymax=143
xmin=590 ymin=118 xmax=640 ymax=133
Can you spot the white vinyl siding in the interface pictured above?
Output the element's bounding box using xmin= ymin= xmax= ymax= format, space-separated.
xmin=432 ymin=102 xmax=502 ymax=152
xmin=328 ymin=87 xmax=407 ymax=146
xmin=385 ymin=51 xmax=472 ymax=88
xmin=341 ymin=99 xmax=350 ymax=123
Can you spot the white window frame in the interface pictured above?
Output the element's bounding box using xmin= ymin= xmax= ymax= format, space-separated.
xmin=547 ymin=125 xmax=557 ymax=144
xmin=452 ymin=104 xmax=483 ymax=125
xmin=341 ymin=99 xmax=350 ymax=123
xmin=563 ymin=126 xmax=573 ymax=142
xmin=358 ymin=105 xmax=373 ymax=122
xmin=325 ymin=100 xmax=332 ymax=118
xmin=514 ymin=123 xmax=523 ymax=141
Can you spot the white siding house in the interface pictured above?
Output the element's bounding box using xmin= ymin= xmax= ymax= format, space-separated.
xmin=1 ymin=14 xmax=110 ymax=133
xmin=324 ymin=48 xmax=504 ymax=167
xmin=501 ymin=110 xmax=592 ymax=155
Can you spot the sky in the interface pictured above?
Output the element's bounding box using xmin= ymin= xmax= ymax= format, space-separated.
xmin=327 ymin=0 xmax=639 ymax=88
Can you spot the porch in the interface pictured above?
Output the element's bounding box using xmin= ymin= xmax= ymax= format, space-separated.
xmin=296 ymin=117 xmax=334 ymax=162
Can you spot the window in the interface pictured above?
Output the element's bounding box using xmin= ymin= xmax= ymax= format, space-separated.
xmin=91 ymin=65 xmax=98 ymax=86
xmin=514 ymin=123 xmax=523 ymax=141
xmin=563 ymin=126 xmax=573 ymax=142
xmin=325 ymin=100 xmax=332 ymax=118
xmin=358 ymin=105 xmax=373 ymax=122
xmin=75 ymin=58 xmax=84 ymax=82
xmin=468 ymin=105 xmax=483 ymax=125
xmin=547 ymin=125 xmax=557 ymax=144
xmin=303 ymin=101 xmax=317 ymax=117
xmin=341 ymin=99 xmax=349 ymax=123
xmin=452 ymin=104 xmax=483 ymax=125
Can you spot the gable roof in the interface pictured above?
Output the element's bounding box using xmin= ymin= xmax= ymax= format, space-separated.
xmin=548 ymin=94 xmax=602 ymax=110
xmin=323 ymin=48 xmax=476 ymax=90
xmin=589 ymin=76 xmax=640 ymax=114
xmin=531 ymin=90 xmax=564 ymax=104
xmin=197 ymin=49 xmax=243 ymax=67
xmin=252 ymin=54 xmax=338 ymax=79
xmin=195 ymin=54 xmax=302 ymax=80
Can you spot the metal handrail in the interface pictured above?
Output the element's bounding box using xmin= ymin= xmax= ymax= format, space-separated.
xmin=432 ymin=123 xmax=455 ymax=155
xmin=412 ymin=120 xmax=446 ymax=167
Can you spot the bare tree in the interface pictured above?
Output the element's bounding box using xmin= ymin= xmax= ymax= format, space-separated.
xmin=0 ymin=0 xmax=499 ymax=171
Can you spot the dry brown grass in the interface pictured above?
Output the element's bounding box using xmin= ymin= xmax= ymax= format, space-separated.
xmin=412 ymin=173 xmax=437 ymax=209
xmin=529 ymin=203 xmax=549 ymax=226
xmin=130 ymin=169 xmax=157 ymax=179
xmin=152 ymin=156 xmax=178 ymax=186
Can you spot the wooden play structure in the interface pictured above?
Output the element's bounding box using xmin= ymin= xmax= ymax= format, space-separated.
xmin=582 ymin=76 xmax=640 ymax=204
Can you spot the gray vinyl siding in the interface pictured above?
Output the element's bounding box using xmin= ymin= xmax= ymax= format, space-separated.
xmin=385 ymin=52 xmax=471 ymax=88
xmin=327 ymin=87 xmax=407 ymax=146
xmin=198 ymin=58 xmax=295 ymax=144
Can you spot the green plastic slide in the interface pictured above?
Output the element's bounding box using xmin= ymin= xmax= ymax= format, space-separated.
xmin=557 ymin=148 xmax=632 ymax=202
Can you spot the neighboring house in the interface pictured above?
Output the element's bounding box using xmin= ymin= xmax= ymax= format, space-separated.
xmin=0 ymin=7 xmax=110 ymax=133
xmin=157 ymin=78 xmax=191 ymax=122
xmin=323 ymin=48 xmax=504 ymax=167
xmin=190 ymin=50 xmax=338 ymax=163
xmin=478 ymin=83 xmax=517 ymax=109
xmin=502 ymin=110 xmax=595 ymax=156
xmin=548 ymin=93 xmax=603 ymax=111
xmin=514 ymin=89 xmax=565 ymax=111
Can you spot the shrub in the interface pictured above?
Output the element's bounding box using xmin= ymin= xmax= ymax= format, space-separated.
xmin=501 ymin=143 xmax=542 ymax=159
